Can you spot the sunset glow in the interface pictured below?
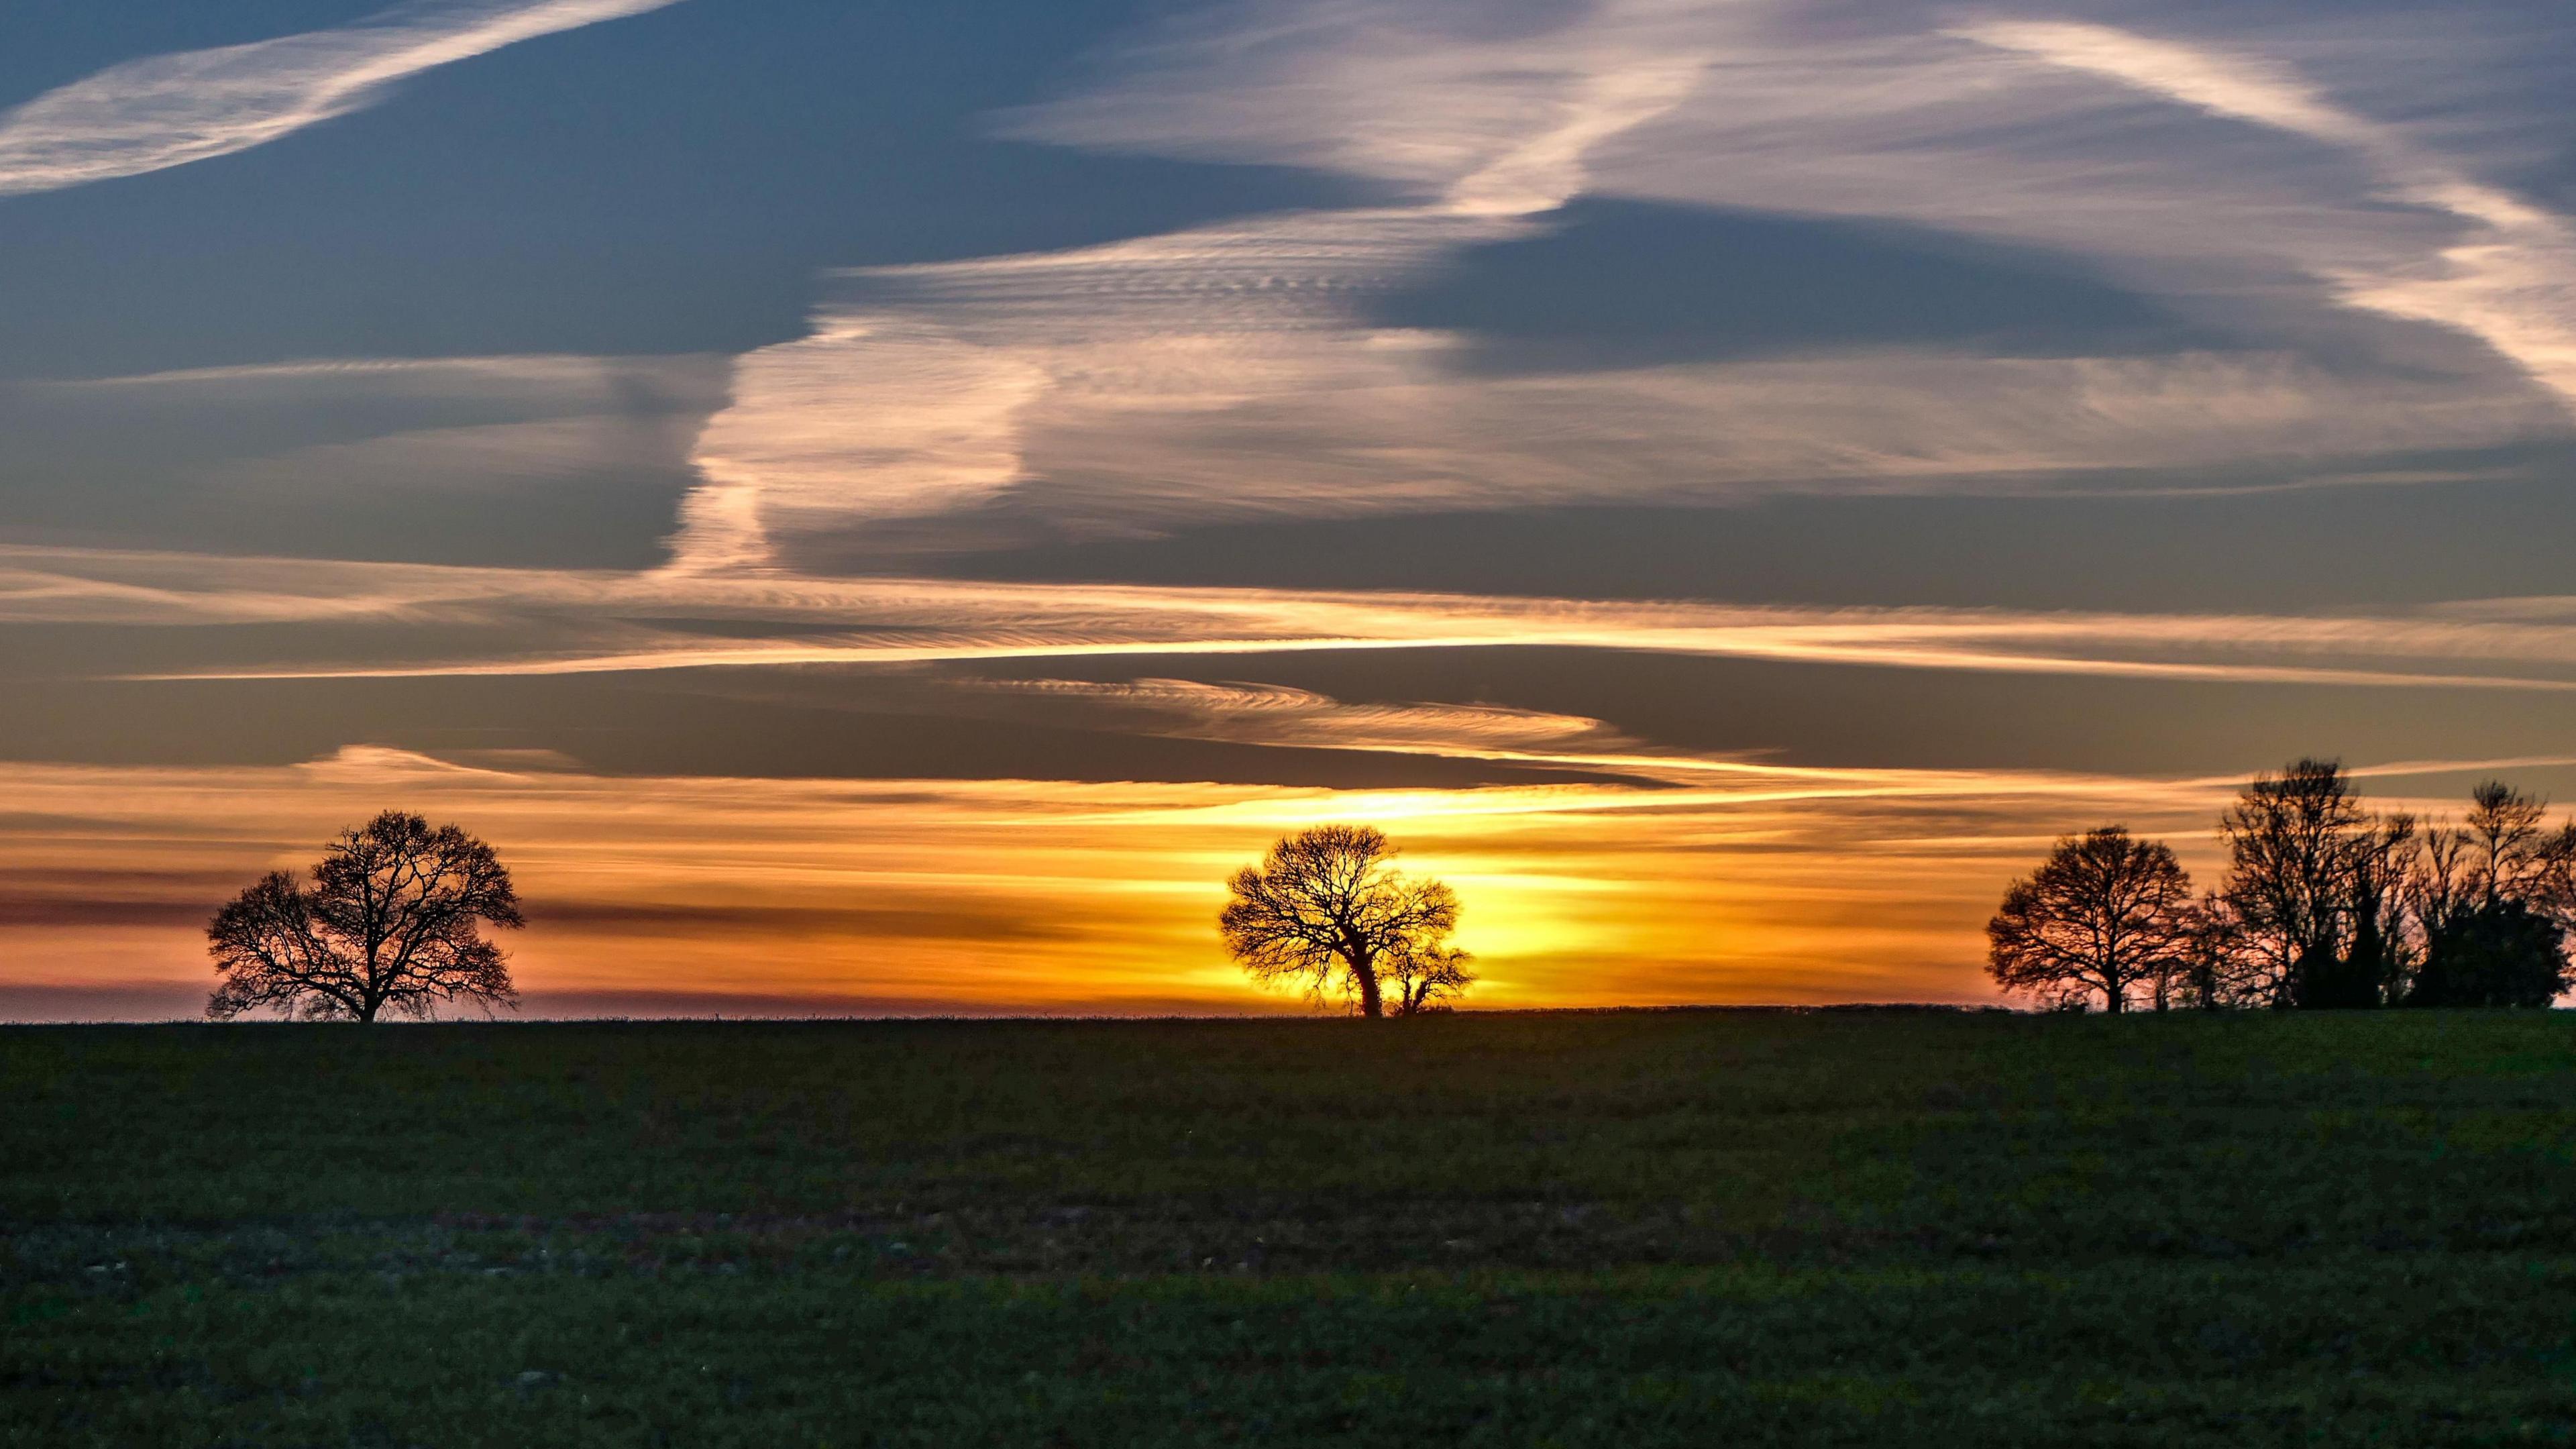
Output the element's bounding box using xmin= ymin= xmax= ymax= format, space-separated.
xmin=2 ymin=745 xmax=2553 ymax=1020
xmin=7 ymin=0 xmax=2576 ymax=1019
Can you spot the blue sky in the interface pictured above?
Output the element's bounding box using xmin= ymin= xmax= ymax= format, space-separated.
xmin=4 ymin=0 xmax=2576 ymax=1016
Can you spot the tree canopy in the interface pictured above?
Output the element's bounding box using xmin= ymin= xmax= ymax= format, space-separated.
xmin=1219 ymin=824 xmax=1470 ymax=1018
xmin=207 ymin=811 xmax=524 ymax=1022
xmin=1986 ymin=826 xmax=2194 ymax=1012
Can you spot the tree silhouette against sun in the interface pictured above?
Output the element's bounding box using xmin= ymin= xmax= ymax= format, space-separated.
xmin=1220 ymin=824 xmax=1471 ymax=1018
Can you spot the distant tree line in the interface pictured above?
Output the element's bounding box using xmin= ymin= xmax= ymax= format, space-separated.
xmin=1990 ymin=760 xmax=2575 ymax=1012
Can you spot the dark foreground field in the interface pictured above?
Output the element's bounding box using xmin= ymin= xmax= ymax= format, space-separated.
xmin=5 ymin=1010 xmax=2574 ymax=1446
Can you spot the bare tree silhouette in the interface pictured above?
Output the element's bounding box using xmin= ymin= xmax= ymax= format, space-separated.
xmin=2408 ymin=781 xmax=2576 ymax=1007
xmin=2219 ymin=757 xmax=2367 ymax=1005
xmin=1381 ymin=943 xmax=1474 ymax=1017
xmin=2218 ymin=758 xmax=2418 ymax=1009
xmin=1987 ymin=826 xmax=2194 ymax=1012
xmin=1220 ymin=824 xmax=1470 ymax=1018
xmin=207 ymin=811 xmax=523 ymax=1022
xmin=1993 ymin=767 xmax=2576 ymax=1014
xmin=2174 ymin=891 xmax=2265 ymax=1010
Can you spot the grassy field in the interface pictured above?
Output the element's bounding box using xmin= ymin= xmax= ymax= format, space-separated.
xmin=5 ymin=1009 xmax=2574 ymax=1446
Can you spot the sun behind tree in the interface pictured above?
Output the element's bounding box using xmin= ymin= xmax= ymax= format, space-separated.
xmin=206 ymin=811 xmax=525 ymax=1022
xmin=1220 ymin=824 xmax=1471 ymax=1018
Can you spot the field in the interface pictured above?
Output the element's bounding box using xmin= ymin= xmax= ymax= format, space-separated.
xmin=5 ymin=1009 xmax=2575 ymax=1446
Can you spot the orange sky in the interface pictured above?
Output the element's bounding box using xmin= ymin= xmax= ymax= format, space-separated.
xmin=6 ymin=743 xmax=2510 ymax=1021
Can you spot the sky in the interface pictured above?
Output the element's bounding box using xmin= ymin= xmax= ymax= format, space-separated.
xmin=4 ymin=0 xmax=2575 ymax=1019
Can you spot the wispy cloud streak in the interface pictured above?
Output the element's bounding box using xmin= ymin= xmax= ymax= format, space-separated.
xmin=1957 ymin=19 xmax=2576 ymax=412
xmin=16 ymin=545 xmax=2576 ymax=692
xmin=0 ymin=0 xmax=680 ymax=197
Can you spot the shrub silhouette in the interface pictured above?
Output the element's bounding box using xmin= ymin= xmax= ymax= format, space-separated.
xmin=2412 ymin=901 xmax=2570 ymax=1008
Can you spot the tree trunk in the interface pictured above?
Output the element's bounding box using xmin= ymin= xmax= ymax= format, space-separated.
xmin=1352 ymin=950 xmax=1384 ymax=1019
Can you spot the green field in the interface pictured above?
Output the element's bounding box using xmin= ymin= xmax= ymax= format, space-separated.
xmin=6 ymin=1010 xmax=2574 ymax=1446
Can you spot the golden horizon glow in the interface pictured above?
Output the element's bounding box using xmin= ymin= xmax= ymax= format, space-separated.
xmin=1 ymin=745 xmax=2542 ymax=1021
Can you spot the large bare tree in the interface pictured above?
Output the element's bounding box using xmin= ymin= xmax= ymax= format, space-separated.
xmin=1220 ymin=824 xmax=1470 ymax=1018
xmin=1988 ymin=826 xmax=2195 ymax=1012
xmin=207 ymin=812 xmax=524 ymax=1022
xmin=2218 ymin=758 xmax=2365 ymax=982
xmin=2218 ymin=757 xmax=2414 ymax=1008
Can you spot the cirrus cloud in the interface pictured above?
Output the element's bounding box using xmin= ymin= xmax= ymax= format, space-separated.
xmin=0 ymin=0 xmax=683 ymax=198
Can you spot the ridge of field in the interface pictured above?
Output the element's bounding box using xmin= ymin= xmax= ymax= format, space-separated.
xmin=6 ymin=1010 xmax=2574 ymax=1446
